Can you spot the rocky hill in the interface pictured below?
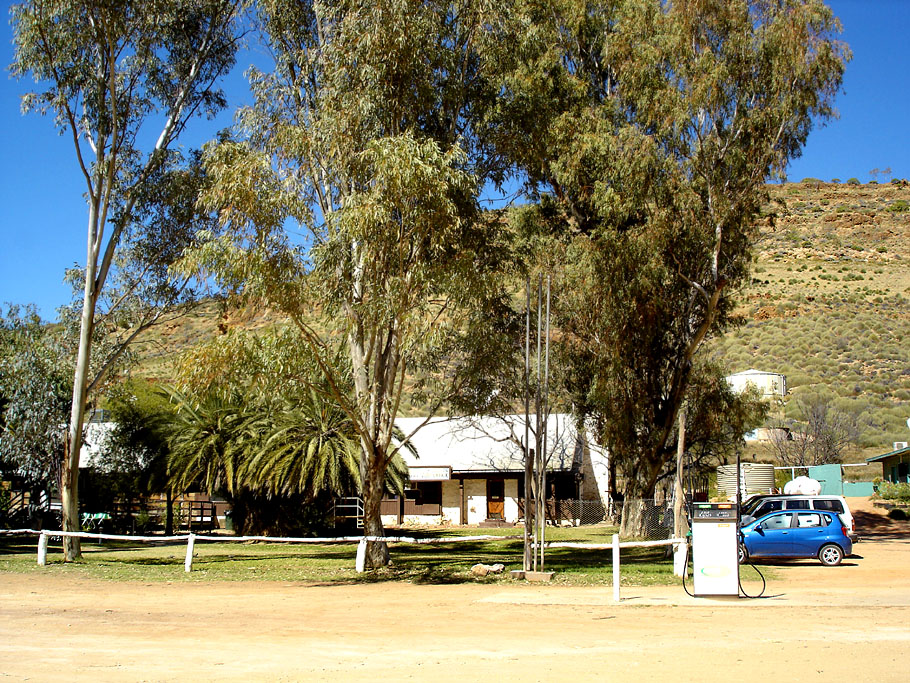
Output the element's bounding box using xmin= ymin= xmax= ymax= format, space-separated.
xmin=713 ymin=180 xmax=910 ymax=464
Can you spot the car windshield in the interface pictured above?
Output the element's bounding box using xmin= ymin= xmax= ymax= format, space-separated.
xmin=741 ymin=497 xmax=768 ymax=515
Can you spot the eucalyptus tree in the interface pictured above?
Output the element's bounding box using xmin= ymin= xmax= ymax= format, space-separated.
xmin=183 ymin=0 xmax=513 ymax=567
xmin=11 ymin=0 xmax=243 ymax=559
xmin=491 ymin=0 xmax=848 ymax=534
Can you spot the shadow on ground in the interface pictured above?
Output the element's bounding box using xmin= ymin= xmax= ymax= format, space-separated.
xmin=853 ymin=509 xmax=910 ymax=541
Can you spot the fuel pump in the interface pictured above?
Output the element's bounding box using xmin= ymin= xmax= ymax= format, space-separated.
xmin=690 ymin=502 xmax=739 ymax=597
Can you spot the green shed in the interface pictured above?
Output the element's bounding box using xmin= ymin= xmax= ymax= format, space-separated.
xmin=866 ymin=444 xmax=910 ymax=483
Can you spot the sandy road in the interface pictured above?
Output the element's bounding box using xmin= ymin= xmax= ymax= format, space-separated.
xmin=2 ymin=501 xmax=908 ymax=682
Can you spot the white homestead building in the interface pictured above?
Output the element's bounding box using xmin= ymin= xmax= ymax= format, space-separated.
xmin=382 ymin=414 xmax=611 ymax=526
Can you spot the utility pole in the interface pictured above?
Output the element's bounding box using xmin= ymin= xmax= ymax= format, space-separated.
xmin=523 ymin=277 xmax=532 ymax=572
xmin=523 ymin=274 xmax=552 ymax=572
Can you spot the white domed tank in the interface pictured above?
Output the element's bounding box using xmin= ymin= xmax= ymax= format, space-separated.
xmin=717 ymin=463 xmax=776 ymax=500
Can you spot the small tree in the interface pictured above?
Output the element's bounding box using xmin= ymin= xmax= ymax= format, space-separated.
xmin=0 ymin=305 xmax=71 ymax=522
xmin=765 ymin=394 xmax=860 ymax=468
xmin=97 ymin=379 xmax=176 ymax=533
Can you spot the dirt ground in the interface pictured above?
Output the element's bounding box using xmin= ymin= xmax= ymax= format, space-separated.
xmin=2 ymin=498 xmax=909 ymax=682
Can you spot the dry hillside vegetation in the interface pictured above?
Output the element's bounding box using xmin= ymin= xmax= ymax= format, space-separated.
xmin=131 ymin=182 xmax=910 ymax=453
xmin=712 ymin=181 xmax=910 ymax=458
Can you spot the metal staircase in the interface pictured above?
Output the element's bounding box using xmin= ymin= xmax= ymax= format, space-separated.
xmin=333 ymin=497 xmax=364 ymax=528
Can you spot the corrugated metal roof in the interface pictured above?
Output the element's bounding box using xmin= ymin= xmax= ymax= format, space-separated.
xmin=866 ymin=445 xmax=910 ymax=463
xmin=394 ymin=414 xmax=581 ymax=473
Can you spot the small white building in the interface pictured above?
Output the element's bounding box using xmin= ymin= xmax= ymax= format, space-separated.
xmin=382 ymin=414 xmax=611 ymax=526
xmin=726 ymin=369 xmax=787 ymax=399
xmin=77 ymin=420 xmax=117 ymax=468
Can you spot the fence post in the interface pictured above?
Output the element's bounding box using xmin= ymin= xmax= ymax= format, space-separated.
xmin=612 ymin=533 xmax=620 ymax=602
xmin=673 ymin=539 xmax=688 ymax=578
xmin=184 ymin=533 xmax=196 ymax=573
xmin=37 ymin=532 xmax=48 ymax=567
xmin=355 ymin=538 xmax=367 ymax=573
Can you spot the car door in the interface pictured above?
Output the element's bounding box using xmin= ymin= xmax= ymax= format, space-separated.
xmin=750 ymin=512 xmax=795 ymax=557
xmin=791 ymin=512 xmax=830 ymax=555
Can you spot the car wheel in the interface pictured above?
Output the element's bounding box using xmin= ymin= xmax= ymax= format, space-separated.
xmin=818 ymin=543 xmax=844 ymax=567
xmin=738 ymin=544 xmax=748 ymax=564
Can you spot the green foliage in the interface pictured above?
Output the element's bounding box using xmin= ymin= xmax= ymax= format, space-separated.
xmin=846 ymin=178 xmax=860 ymax=185
xmin=165 ymin=328 xmax=413 ymax=535
xmin=178 ymin=0 xmax=517 ymax=564
xmin=878 ymin=482 xmax=910 ymax=503
xmin=680 ymin=365 xmax=770 ymax=476
xmin=11 ymin=0 xmax=242 ymax=557
xmin=493 ymin=0 xmax=847 ymax=526
xmin=887 ymin=200 xmax=909 ymax=213
xmin=0 ymin=305 xmax=71 ymax=488
xmin=85 ymin=379 xmax=174 ymax=515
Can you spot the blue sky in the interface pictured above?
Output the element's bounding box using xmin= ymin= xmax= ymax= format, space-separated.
xmin=1 ymin=0 xmax=908 ymax=322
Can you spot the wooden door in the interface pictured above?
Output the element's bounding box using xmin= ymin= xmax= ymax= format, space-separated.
xmin=487 ymin=479 xmax=505 ymax=519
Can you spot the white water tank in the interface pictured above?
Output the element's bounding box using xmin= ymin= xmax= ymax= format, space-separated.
xmin=783 ymin=476 xmax=822 ymax=495
xmin=716 ymin=463 xmax=776 ymax=500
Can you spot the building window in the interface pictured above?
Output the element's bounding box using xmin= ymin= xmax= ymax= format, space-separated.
xmin=414 ymin=481 xmax=442 ymax=506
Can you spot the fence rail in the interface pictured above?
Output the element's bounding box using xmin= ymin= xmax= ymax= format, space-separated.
xmin=1 ymin=527 xmax=684 ymax=600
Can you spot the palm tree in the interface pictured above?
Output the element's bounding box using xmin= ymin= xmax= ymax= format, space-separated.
xmin=244 ymin=389 xmax=411 ymax=499
xmin=167 ymin=389 xmax=251 ymax=496
xmin=166 ymin=387 xmax=413 ymax=534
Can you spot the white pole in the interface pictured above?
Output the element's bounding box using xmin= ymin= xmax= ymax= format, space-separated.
xmin=612 ymin=533 xmax=621 ymax=602
xmin=37 ymin=532 xmax=48 ymax=566
xmin=355 ymin=538 xmax=367 ymax=573
xmin=184 ymin=533 xmax=195 ymax=572
xmin=673 ymin=540 xmax=688 ymax=579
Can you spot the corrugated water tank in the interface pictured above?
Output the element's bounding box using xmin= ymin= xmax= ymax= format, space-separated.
xmin=717 ymin=463 xmax=776 ymax=500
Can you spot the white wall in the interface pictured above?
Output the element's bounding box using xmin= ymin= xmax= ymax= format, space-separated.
xmin=383 ymin=477 xmax=521 ymax=526
xmin=441 ymin=480 xmax=462 ymax=524
xmin=465 ymin=479 xmax=486 ymax=525
xmin=504 ymin=479 xmax=519 ymax=522
xmin=727 ymin=372 xmax=787 ymax=398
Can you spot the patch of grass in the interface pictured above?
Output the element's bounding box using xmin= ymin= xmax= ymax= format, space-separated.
xmin=0 ymin=528 xmax=680 ymax=586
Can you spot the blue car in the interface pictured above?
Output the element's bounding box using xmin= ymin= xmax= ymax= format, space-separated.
xmin=738 ymin=509 xmax=852 ymax=566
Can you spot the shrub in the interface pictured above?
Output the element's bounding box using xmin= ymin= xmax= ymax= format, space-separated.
xmin=846 ymin=177 xmax=860 ymax=185
xmin=831 ymin=178 xmax=840 ymax=184
xmin=878 ymin=481 xmax=910 ymax=503
xmin=887 ymin=200 xmax=909 ymax=213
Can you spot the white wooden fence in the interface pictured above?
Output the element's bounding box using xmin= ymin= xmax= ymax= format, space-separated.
xmin=2 ymin=528 xmax=684 ymax=601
